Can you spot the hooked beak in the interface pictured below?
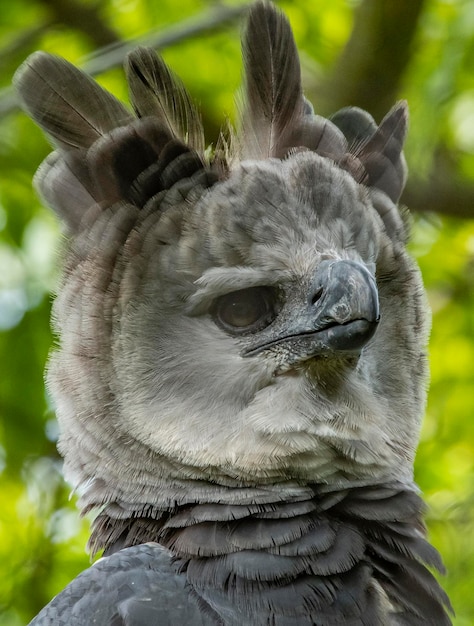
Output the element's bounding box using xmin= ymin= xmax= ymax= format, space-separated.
xmin=242 ymin=260 xmax=379 ymax=372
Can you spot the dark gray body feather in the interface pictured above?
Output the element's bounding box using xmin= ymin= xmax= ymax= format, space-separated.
xmin=32 ymin=487 xmax=450 ymax=625
xmin=15 ymin=2 xmax=453 ymax=624
xmin=29 ymin=543 xmax=214 ymax=625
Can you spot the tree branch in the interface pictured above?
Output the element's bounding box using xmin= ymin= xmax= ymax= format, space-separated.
xmin=403 ymin=178 xmax=474 ymax=219
xmin=0 ymin=3 xmax=250 ymax=118
xmin=323 ymin=0 xmax=426 ymax=120
xmin=0 ymin=23 xmax=53 ymax=72
xmin=81 ymin=3 xmax=250 ymax=75
xmin=38 ymin=0 xmax=120 ymax=48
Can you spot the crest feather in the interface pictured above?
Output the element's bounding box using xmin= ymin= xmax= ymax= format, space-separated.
xmin=126 ymin=47 xmax=205 ymax=154
xmin=13 ymin=51 xmax=132 ymax=150
xmin=239 ymin=1 xmax=305 ymax=159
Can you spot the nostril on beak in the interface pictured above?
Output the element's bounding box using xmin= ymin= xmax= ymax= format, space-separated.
xmin=311 ymin=288 xmax=323 ymax=306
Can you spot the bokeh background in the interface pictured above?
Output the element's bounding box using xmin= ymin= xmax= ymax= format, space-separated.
xmin=1 ymin=0 xmax=474 ymax=624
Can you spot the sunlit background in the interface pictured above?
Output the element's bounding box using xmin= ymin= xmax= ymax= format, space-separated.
xmin=1 ymin=1 xmax=474 ymax=624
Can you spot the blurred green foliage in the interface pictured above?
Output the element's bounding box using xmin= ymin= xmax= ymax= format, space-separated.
xmin=0 ymin=0 xmax=474 ymax=624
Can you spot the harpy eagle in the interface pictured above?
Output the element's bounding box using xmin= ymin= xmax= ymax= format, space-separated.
xmin=15 ymin=2 xmax=453 ymax=624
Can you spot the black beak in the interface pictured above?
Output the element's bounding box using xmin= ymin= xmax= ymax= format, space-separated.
xmin=242 ymin=260 xmax=379 ymax=368
xmin=305 ymin=259 xmax=379 ymax=351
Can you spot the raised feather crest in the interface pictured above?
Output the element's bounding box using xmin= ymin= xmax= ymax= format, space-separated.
xmin=14 ymin=0 xmax=408 ymax=236
xmin=126 ymin=46 xmax=206 ymax=153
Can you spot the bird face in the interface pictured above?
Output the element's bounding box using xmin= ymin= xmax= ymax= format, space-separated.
xmin=109 ymin=151 xmax=428 ymax=487
xmin=188 ymin=155 xmax=381 ymax=371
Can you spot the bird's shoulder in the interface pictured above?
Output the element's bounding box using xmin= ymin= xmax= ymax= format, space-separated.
xmin=29 ymin=542 xmax=218 ymax=626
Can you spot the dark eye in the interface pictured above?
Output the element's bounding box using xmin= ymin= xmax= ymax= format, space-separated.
xmin=211 ymin=287 xmax=276 ymax=335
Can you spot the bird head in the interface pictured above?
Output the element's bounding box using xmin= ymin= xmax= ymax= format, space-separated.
xmin=105 ymin=147 xmax=428 ymax=489
xmin=14 ymin=2 xmax=429 ymax=518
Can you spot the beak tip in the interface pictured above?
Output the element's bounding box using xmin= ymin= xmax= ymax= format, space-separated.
xmin=327 ymin=318 xmax=379 ymax=352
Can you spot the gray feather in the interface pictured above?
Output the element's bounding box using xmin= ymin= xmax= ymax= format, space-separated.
xmin=29 ymin=544 xmax=217 ymax=626
xmin=34 ymin=152 xmax=97 ymax=233
xmin=352 ymin=101 xmax=409 ymax=203
xmin=239 ymin=1 xmax=306 ymax=159
xmin=13 ymin=51 xmax=132 ymax=150
xmin=126 ymin=47 xmax=205 ymax=153
xmin=330 ymin=106 xmax=378 ymax=147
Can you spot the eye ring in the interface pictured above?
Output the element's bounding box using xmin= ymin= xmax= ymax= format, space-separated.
xmin=211 ymin=287 xmax=277 ymax=335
